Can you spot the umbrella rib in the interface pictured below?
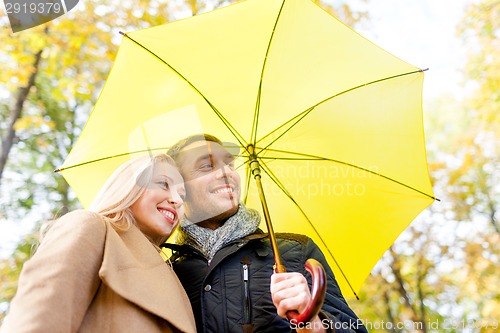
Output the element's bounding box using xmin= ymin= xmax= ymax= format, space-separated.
xmin=258 ymin=148 xmax=439 ymax=201
xmin=257 ymin=68 xmax=428 ymax=150
xmin=258 ymin=158 xmax=358 ymax=298
xmin=250 ymin=0 xmax=286 ymax=144
xmin=58 ymin=149 xmax=251 ymax=173
xmin=120 ymin=32 xmax=247 ymax=149
xmin=54 ymin=147 xmax=171 ymax=172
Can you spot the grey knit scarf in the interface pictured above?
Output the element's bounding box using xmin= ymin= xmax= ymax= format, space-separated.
xmin=176 ymin=203 xmax=261 ymax=260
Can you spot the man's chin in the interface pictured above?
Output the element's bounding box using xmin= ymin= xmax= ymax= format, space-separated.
xmin=187 ymin=204 xmax=239 ymax=227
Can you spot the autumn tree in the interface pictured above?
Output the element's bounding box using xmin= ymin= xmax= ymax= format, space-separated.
xmin=350 ymin=1 xmax=500 ymax=330
xmin=449 ymin=0 xmax=500 ymax=234
xmin=0 ymin=0 xmax=178 ymax=319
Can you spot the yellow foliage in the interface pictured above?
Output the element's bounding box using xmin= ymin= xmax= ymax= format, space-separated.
xmin=13 ymin=115 xmax=54 ymax=131
xmin=35 ymin=137 xmax=49 ymax=149
xmin=459 ymin=0 xmax=500 ymax=134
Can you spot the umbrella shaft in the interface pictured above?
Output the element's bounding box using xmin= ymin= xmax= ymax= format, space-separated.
xmin=250 ymin=159 xmax=286 ymax=273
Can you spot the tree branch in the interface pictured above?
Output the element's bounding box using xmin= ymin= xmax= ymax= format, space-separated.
xmin=0 ymin=49 xmax=43 ymax=186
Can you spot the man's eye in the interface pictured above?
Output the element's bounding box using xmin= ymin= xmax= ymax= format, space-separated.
xmin=221 ymin=160 xmax=235 ymax=170
xmin=199 ymin=163 xmax=214 ymax=170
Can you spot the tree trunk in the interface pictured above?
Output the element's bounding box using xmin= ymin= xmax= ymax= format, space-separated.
xmin=487 ymin=198 xmax=499 ymax=235
xmin=416 ymin=256 xmax=427 ymax=333
xmin=382 ymin=288 xmax=401 ymax=333
xmin=0 ymin=49 xmax=43 ymax=186
xmin=389 ymin=247 xmax=426 ymax=333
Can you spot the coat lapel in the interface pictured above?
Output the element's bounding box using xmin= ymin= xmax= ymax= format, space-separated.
xmin=99 ymin=222 xmax=195 ymax=333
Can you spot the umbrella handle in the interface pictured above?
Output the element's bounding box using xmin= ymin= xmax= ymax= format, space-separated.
xmin=285 ymin=258 xmax=327 ymax=325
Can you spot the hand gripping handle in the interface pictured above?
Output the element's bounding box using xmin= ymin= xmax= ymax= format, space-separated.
xmin=286 ymin=258 xmax=327 ymax=325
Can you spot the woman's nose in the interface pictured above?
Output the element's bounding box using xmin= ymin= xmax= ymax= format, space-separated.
xmin=167 ymin=191 xmax=183 ymax=206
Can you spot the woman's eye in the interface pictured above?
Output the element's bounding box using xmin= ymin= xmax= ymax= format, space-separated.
xmin=157 ymin=181 xmax=169 ymax=189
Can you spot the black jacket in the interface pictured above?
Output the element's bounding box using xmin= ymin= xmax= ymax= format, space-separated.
xmin=164 ymin=230 xmax=368 ymax=333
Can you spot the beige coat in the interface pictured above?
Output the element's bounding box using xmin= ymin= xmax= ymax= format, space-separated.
xmin=1 ymin=210 xmax=196 ymax=333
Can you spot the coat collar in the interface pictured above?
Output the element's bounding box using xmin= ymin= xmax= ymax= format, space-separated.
xmin=99 ymin=221 xmax=195 ymax=333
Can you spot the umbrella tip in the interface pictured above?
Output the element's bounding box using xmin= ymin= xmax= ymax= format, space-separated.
xmin=119 ymin=31 xmax=125 ymax=36
xmin=54 ymin=167 xmax=63 ymax=173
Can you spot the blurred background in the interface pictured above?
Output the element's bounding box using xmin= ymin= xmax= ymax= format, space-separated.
xmin=1 ymin=0 xmax=498 ymax=331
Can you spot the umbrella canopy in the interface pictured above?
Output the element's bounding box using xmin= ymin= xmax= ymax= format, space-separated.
xmin=58 ymin=0 xmax=436 ymax=297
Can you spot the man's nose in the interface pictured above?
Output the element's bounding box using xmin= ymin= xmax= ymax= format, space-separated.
xmin=214 ymin=164 xmax=233 ymax=179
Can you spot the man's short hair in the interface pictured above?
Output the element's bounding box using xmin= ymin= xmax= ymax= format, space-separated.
xmin=167 ymin=134 xmax=223 ymax=162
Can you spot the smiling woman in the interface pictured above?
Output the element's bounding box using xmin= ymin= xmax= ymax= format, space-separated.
xmin=90 ymin=154 xmax=186 ymax=246
xmin=128 ymin=159 xmax=185 ymax=245
xmin=0 ymin=154 xmax=196 ymax=333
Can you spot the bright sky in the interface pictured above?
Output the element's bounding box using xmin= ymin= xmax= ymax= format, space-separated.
xmin=0 ymin=0 xmax=472 ymax=258
xmin=352 ymin=0 xmax=470 ymax=101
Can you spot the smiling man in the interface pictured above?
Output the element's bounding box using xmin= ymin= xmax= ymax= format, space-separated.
xmin=173 ymin=139 xmax=241 ymax=230
xmin=163 ymin=134 xmax=367 ymax=333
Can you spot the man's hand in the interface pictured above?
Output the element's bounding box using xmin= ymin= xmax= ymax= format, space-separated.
xmin=270 ymin=272 xmax=327 ymax=333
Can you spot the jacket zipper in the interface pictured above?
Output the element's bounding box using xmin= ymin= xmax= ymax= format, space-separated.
xmin=243 ymin=264 xmax=251 ymax=324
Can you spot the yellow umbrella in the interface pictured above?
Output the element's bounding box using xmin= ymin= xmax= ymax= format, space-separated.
xmin=58 ymin=0 xmax=437 ymax=299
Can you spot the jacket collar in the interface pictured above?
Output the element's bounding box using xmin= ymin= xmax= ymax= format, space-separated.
xmin=99 ymin=222 xmax=195 ymax=333
xmin=164 ymin=229 xmax=271 ymax=276
xmin=164 ymin=229 xmax=269 ymax=256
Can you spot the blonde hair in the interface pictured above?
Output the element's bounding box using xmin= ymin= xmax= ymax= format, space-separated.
xmin=89 ymin=153 xmax=176 ymax=231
